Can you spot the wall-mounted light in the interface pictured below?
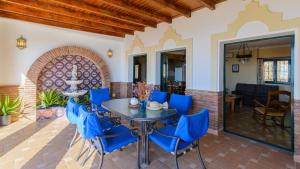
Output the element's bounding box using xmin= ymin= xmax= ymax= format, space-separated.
xmin=107 ymin=49 xmax=113 ymax=58
xmin=16 ymin=35 xmax=27 ymax=50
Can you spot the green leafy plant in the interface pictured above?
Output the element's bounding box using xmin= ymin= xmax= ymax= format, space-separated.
xmin=0 ymin=96 xmax=21 ymax=116
xmin=58 ymin=95 xmax=68 ymax=107
xmin=77 ymin=93 xmax=90 ymax=105
xmin=37 ymin=89 xmax=61 ymax=108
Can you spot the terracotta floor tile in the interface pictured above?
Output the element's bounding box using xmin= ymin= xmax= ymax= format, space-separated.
xmin=0 ymin=116 xmax=296 ymax=169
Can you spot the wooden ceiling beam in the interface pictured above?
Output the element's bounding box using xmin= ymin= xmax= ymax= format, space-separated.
xmin=0 ymin=11 xmax=124 ymax=37
xmin=0 ymin=1 xmax=133 ymax=35
xmin=96 ymin=0 xmax=172 ymax=23
xmin=196 ymin=0 xmax=216 ymax=10
xmin=149 ymin=0 xmax=191 ymax=17
xmin=3 ymin=0 xmax=144 ymax=32
xmin=48 ymin=0 xmax=157 ymax=27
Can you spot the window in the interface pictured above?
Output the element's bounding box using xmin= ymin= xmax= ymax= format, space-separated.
xmin=263 ymin=59 xmax=290 ymax=84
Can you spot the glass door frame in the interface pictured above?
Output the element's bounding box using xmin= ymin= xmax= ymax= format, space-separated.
xmin=223 ymin=35 xmax=295 ymax=152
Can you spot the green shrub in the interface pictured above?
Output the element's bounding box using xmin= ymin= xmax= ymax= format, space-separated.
xmin=0 ymin=96 xmax=21 ymax=116
xmin=37 ymin=89 xmax=66 ymax=108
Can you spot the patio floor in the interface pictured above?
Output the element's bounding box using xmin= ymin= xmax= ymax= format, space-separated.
xmin=0 ymin=116 xmax=296 ymax=169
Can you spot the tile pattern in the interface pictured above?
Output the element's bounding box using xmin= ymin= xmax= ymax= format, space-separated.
xmin=0 ymin=117 xmax=296 ymax=169
xmin=37 ymin=55 xmax=102 ymax=92
xmin=110 ymin=82 xmax=133 ymax=99
xmin=225 ymin=106 xmax=291 ymax=149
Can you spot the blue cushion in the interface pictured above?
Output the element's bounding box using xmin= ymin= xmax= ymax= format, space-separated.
xmin=90 ymin=88 xmax=110 ymax=113
xmin=102 ymin=125 xmax=138 ymax=153
xmin=169 ymin=94 xmax=192 ymax=117
xmin=160 ymin=94 xmax=192 ymax=125
xmin=66 ymin=98 xmax=80 ymax=124
xmin=149 ymin=90 xmax=168 ymax=104
xmin=175 ymin=109 xmax=209 ymax=142
xmin=78 ymin=105 xmax=113 ymax=139
xmin=149 ymin=125 xmax=191 ymax=153
xmin=150 ymin=109 xmax=209 ymax=153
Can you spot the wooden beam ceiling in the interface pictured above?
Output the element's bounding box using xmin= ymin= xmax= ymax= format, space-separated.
xmin=3 ymin=0 xmax=144 ymax=31
xmin=149 ymin=0 xmax=192 ymax=17
xmin=0 ymin=11 xmax=124 ymax=37
xmin=0 ymin=0 xmax=224 ymax=37
xmin=196 ymin=0 xmax=216 ymax=10
xmin=48 ymin=0 xmax=157 ymax=27
xmin=95 ymin=0 xmax=172 ymax=23
xmin=0 ymin=1 xmax=132 ymax=35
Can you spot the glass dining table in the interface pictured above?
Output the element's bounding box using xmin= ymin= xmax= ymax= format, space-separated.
xmin=102 ymin=98 xmax=177 ymax=167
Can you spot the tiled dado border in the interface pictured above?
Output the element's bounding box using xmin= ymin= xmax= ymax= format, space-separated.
xmin=0 ymin=85 xmax=23 ymax=99
xmin=185 ymin=89 xmax=223 ymax=135
xmin=24 ymin=46 xmax=111 ymax=119
xmin=110 ymin=82 xmax=133 ymax=99
xmin=294 ymin=99 xmax=300 ymax=165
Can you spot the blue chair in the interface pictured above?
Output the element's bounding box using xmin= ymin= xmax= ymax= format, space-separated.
xmin=78 ymin=105 xmax=139 ymax=169
xmin=90 ymin=88 xmax=110 ymax=114
xmin=161 ymin=94 xmax=192 ymax=125
xmin=66 ymin=98 xmax=81 ymax=148
xmin=149 ymin=109 xmax=209 ymax=169
xmin=75 ymin=105 xmax=115 ymax=166
xmin=149 ymin=90 xmax=168 ymax=104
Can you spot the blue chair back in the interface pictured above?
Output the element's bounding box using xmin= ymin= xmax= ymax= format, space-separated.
xmin=175 ymin=109 xmax=209 ymax=142
xmin=90 ymin=88 xmax=110 ymax=106
xmin=66 ymin=98 xmax=80 ymax=124
xmin=78 ymin=105 xmax=104 ymax=139
xmin=169 ymin=94 xmax=192 ymax=117
xmin=169 ymin=109 xmax=209 ymax=151
xmin=149 ymin=90 xmax=168 ymax=104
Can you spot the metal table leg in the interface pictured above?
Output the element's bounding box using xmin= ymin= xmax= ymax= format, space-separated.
xmin=140 ymin=121 xmax=149 ymax=167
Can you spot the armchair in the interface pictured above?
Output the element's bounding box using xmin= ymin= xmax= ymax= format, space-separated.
xmin=149 ymin=109 xmax=209 ymax=169
xmin=78 ymin=105 xmax=139 ymax=169
xmin=253 ymin=90 xmax=291 ymax=128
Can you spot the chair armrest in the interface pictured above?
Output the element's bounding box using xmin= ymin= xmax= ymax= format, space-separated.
xmin=100 ymin=128 xmax=139 ymax=139
xmin=231 ymin=91 xmax=238 ymax=95
xmin=253 ymin=99 xmax=265 ymax=107
xmin=150 ymin=128 xmax=179 ymax=139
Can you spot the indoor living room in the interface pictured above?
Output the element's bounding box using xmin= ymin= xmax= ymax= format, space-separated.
xmin=224 ymin=36 xmax=293 ymax=150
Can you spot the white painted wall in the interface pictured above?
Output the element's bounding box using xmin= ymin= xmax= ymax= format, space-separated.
xmin=225 ymin=46 xmax=291 ymax=92
xmin=0 ymin=17 xmax=124 ymax=85
xmin=124 ymin=0 xmax=300 ymax=99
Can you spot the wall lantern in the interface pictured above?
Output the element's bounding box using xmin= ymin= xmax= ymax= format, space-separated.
xmin=16 ymin=35 xmax=27 ymax=50
xmin=107 ymin=49 xmax=113 ymax=58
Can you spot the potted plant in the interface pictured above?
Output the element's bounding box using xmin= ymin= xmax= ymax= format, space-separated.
xmin=0 ymin=96 xmax=21 ymax=126
xmin=36 ymin=89 xmax=67 ymax=120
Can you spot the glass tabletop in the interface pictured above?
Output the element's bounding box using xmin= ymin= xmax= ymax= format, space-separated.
xmin=102 ymin=98 xmax=177 ymax=122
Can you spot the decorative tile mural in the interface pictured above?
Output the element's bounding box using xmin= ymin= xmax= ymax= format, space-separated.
xmin=37 ymin=55 xmax=102 ymax=92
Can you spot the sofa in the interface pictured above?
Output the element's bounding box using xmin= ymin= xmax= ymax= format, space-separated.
xmin=232 ymin=83 xmax=279 ymax=106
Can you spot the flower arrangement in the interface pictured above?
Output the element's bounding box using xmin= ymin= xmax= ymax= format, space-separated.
xmin=132 ymin=82 xmax=156 ymax=100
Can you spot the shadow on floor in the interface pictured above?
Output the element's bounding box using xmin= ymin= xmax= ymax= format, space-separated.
xmin=21 ymin=124 xmax=73 ymax=169
xmin=0 ymin=119 xmax=55 ymax=157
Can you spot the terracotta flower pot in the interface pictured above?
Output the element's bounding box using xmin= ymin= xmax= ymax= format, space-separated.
xmin=11 ymin=114 xmax=20 ymax=123
xmin=0 ymin=115 xmax=12 ymax=126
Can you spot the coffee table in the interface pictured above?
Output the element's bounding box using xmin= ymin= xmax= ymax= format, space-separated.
xmin=226 ymin=94 xmax=243 ymax=113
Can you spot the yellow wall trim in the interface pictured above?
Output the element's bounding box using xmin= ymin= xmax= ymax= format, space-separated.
xmin=126 ymin=26 xmax=193 ymax=87
xmin=211 ymin=0 xmax=300 ymax=90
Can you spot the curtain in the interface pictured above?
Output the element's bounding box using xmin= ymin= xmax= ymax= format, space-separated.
xmin=257 ymin=58 xmax=264 ymax=84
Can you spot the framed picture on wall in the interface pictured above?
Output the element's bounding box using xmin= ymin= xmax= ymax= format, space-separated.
xmin=232 ymin=64 xmax=239 ymax=73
